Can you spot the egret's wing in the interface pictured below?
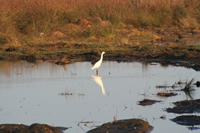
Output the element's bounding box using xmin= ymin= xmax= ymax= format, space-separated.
xmin=91 ymin=60 xmax=100 ymax=70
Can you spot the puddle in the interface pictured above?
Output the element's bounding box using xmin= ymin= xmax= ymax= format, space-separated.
xmin=0 ymin=60 xmax=200 ymax=133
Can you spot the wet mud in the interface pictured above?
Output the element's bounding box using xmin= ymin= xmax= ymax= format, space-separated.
xmin=0 ymin=123 xmax=68 ymax=133
xmin=157 ymin=92 xmax=177 ymax=97
xmin=87 ymin=118 xmax=153 ymax=133
xmin=138 ymin=99 xmax=161 ymax=106
xmin=171 ymin=115 xmax=200 ymax=126
xmin=166 ymin=99 xmax=200 ymax=114
xmin=157 ymin=78 xmax=200 ymax=130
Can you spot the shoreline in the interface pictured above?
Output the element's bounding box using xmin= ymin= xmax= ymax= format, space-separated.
xmin=0 ymin=27 xmax=200 ymax=71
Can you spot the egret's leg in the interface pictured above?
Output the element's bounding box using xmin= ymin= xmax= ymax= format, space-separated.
xmin=96 ymin=69 xmax=98 ymax=75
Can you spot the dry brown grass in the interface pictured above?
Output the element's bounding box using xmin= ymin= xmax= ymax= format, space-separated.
xmin=0 ymin=0 xmax=200 ymax=46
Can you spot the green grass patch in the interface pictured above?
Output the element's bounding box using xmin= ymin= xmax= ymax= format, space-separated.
xmin=192 ymin=45 xmax=200 ymax=51
xmin=29 ymin=42 xmax=57 ymax=47
xmin=87 ymin=42 xmax=108 ymax=48
xmin=0 ymin=51 xmax=3 ymax=55
xmin=136 ymin=44 xmax=155 ymax=52
xmin=0 ymin=35 xmax=8 ymax=44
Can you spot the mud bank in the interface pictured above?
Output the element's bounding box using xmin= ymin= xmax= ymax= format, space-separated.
xmin=0 ymin=123 xmax=68 ymax=133
xmin=138 ymin=99 xmax=161 ymax=106
xmin=0 ymin=119 xmax=153 ymax=133
xmin=171 ymin=115 xmax=200 ymax=126
xmin=1 ymin=44 xmax=200 ymax=71
xmin=87 ymin=118 xmax=153 ymax=133
xmin=166 ymin=99 xmax=200 ymax=114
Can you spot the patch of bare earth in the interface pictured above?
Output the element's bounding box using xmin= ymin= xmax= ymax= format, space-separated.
xmin=0 ymin=123 xmax=68 ymax=133
xmin=138 ymin=99 xmax=161 ymax=106
xmin=166 ymin=99 xmax=200 ymax=114
xmin=157 ymin=92 xmax=177 ymax=97
xmin=88 ymin=119 xmax=153 ymax=133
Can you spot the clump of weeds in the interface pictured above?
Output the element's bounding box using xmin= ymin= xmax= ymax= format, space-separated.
xmin=182 ymin=78 xmax=195 ymax=92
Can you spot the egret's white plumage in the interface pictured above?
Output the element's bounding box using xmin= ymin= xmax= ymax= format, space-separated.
xmin=91 ymin=52 xmax=105 ymax=75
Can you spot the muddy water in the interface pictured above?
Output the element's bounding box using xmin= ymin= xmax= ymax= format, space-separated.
xmin=0 ymin=60 xmax=200 ymax=133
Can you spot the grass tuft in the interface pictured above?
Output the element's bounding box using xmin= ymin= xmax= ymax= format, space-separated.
xmin=183 ymin=78 xmax=195 ymax=92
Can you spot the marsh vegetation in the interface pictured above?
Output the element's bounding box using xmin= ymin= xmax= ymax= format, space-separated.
xmin=0 ymin=0 xmax=200 ymax=66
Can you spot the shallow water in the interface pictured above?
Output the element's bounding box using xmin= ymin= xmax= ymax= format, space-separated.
xmin=0 ymin=60 xmax=200 ymax=133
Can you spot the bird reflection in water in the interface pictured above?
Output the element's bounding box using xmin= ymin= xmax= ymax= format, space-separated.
xmin=92 ymin=75 xmax=106 ymax=95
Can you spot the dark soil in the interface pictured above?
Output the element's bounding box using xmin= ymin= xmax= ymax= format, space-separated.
xmin=138 ymin=99 xmax=161 ymax=106
xmin=157 ymin=92 xmax=178 ymax=97
xmin=171 ymin=115 xmax=200 ymax=126
xmin=195 ymin=81 xmax=200 ymax=87
xmin=166 ymin=99 xmax=200 ymax=114
xmin=0 ymin=123 xmax=68 ymax=133
xmin=87 ymin=118 xmax=153 ymax=133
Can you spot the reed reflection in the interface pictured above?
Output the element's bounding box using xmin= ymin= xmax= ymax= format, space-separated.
xmin=92 ymin=75 xmax=106 ymax=95
xmin=0 ymin=60 xmax=64 ymax=78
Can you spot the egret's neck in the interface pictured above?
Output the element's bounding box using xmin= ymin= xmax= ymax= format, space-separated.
xmin=100 ymin=53 xmax=104 ymax=61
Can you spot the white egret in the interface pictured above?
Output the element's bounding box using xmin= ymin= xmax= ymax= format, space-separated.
xmin=91 ymin=51 xmax=105 ymax=75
